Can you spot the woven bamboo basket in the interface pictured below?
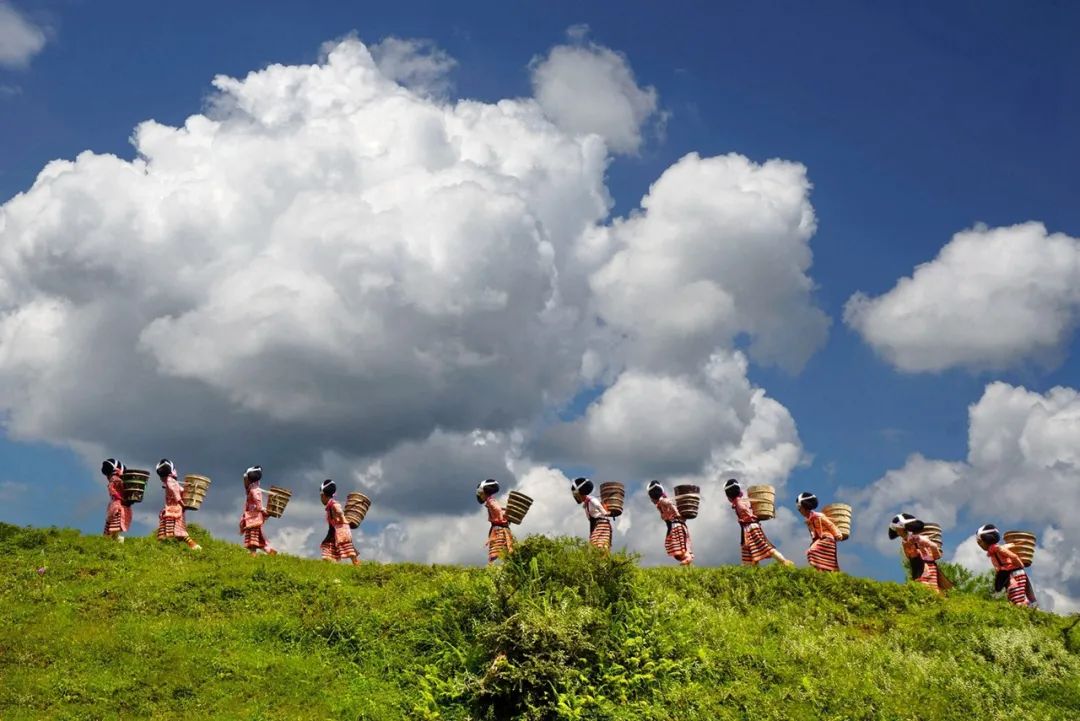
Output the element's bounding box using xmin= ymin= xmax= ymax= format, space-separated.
xmin=1004 ymin=531 xmax=1036 ymax=567
xmin=181 ymin=474 xmax=212 ymax=511
xmin=343 ymin=492 xmax=372 ymax=529
xmin=505 ymin=491 xmax=533 ymax=525
xmin=673 ymin=485 xmax=701 ymax=520
xmin=266 ymin=486 xmax=292 ymax=518
xmin=922 ymin=522 xmax=943 ymax=550
xmin=822 ymin=503 xmax=852 ymax=540
xmin=747 ymin=485 xmax=776 ymax=521
xmin=599 ymin=482 xmax=625 ymax=517
xmin=120 ymin=469 xmax=149 ymax=505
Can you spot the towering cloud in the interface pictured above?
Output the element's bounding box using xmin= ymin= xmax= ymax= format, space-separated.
xmin=0 ymin=34 xmax=828 ymax=564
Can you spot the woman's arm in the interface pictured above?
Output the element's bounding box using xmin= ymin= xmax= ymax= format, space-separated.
xmin=999 ymin=543 xmax=1026 ymax=568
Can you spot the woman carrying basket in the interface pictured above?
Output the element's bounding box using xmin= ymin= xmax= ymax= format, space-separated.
xmin=319 ymin=480 xmax=359 ymax=565
xmin=477 ymin=479 xmax=512 ymax=564
xmin=889 ymin=513 xmax=951 ymax=594
xmin=240 ymin=465 xmax=277 ymax=557
xmin=156 ymin=459 xmax=201 ymax=550
xmin=572 ymin=477 xmax=612 ymax=551
xmin=102 ymin=458 xmax=131 ymax=543
xmin=648 ymin=481 xmax=693 ymax=565
xmin=725 ymin=479 xmax=792 ymax=567
xmin=796 ymin=492 xmax=841 ymax=572
xmin=975 ymin=524 xmax=1037 ymax=608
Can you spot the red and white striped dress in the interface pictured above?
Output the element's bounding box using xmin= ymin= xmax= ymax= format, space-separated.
xmin=103 ymin=473 xmax=131 ymax=535
xmin=157 ymin=473 xmax=188 ymax=540
xmin=583 ymin=495 xmax=612 ymax=550
xmin=988 ymin=543 xmax=1035 ymax=607
xmin=732 ymin=495 xmax=774 ymax=564
xmin=656 ymin=496 xmax=693 ymax=565
xmin=805 ymin=511 xmax=840 ymax=572
xmin=485 ymin=496 xmax=513 ymax=564
xmin=320 ymin=498 xmax=357 ymax=561
xmin=903 ymin=534 xmax=946 ymax=593
xmin=240 ymin=482 xmax=273 ymax=552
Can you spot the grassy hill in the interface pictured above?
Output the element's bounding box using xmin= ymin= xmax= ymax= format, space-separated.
xmin=1 ymin=523 xmax=1077 ymax=721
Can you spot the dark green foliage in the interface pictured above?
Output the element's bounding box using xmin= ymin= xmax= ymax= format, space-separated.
xmin=0 ymin=523 xmax=1077 ymax=720
xmin=939 ymin=561 xmax=997 ymax=600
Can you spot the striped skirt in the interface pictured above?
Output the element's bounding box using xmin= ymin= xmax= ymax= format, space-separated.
xmin=807 ymin=537 xmax=839 ymax=572
xmin=664 ymin=521 xmax=693 ymax=564
xmin=104 ymin=500 xmax=131 ymax=534
xmin=243 ymin=526 xmax=272 ymax=551
xmin=589 ymin=519 xmax=612 ymax=550
xmin=321 ymin=527 xmax=357 ymax=561
xmin=1005 ymin=570 xmax=1033 ymax=606
xmin=487 ymin=525 xmax=513 ymax=563
xmin=157 ymin=512 xmax=188 ymax=540
xmin=740 ymin=523 xmax=774 ymax=564
xmin=916 ymin=561 xmax=945 ymax=594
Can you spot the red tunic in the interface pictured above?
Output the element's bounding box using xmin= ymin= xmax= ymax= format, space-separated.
xmin=485 ymin=496 xmax=513 ymax=563
xmin=240 ymin=482 xmax=273 ymax=551
xmin=157 ymin=474 xmax=188 ymax=540
xmin=987 ymin=543 xmax=1035 ymax=607
xmin=655 ymin=496 xmax=692 ymax=564
xmin=805 ymin=511 xmax=840 ymax=572
xmin=903 ymin=533 xmax=948 ymax=593
xmin=320 ymin=498 xmax=357 ymax=561
xmin=103 ymin=474 xmax=131 ymax=534
xmin=582 ymin=495 xmax=611 ymax=550
xmin=731 ymin=494 xmax=774 ymax=564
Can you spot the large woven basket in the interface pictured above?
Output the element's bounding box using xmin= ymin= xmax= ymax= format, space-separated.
xmin=181 ymin=474 xmax=212 ymax=511
xmin=343 ymin=492 xmax=372 ymax=529
xmin=505 ymin=491 xmax=533 ymax=525
xmin=1004 ymin=531 xmax=1036 ymax=567
xmin=121 ymin=469 xmax=149 ymax=505
xmin=822 ymin=503 xmax=852 ymax=540
xmin=747 ymin=485 xmax=775 ymax=521
xmin=599 ymin=482 xmax=625 ymax=517
xmin=266 ymin=486 xmax=292 ymax=518
xmin=673 ymin=485 xmax=701 ymax=520
xmin=922 ymin=522 xmax=943 ymax=550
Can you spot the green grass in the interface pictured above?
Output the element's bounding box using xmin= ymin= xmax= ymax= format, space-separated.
xmin=1 ymin=523 xmax=1077 ymax=720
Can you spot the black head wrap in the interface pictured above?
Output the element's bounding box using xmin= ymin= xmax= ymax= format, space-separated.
xmin=244 ymin=465 xmax=263 ymax=483
xmin=888 ymin=512 xmax=916 ymax=539
xmin=976 ymin=523 xmax=1000 ymax=546
xmin=320 ymin=479 xmax=337 ymax=497
xmin=476 ymin=478 xmax=499 ymax=503
xmin=101 ymin=458 xmax=124 ymax=477
xmin=647 ymin=480 xmax=664 ymax=501
xmin=571 ymin=477 xmax=594 ymax=496
xmin=724 ymin=478 xmax=741 ymax=500
xmin=796 ymin=492 xmax=818 ymax=510
xmin=156 ymin=458 xmax=175 ymax=479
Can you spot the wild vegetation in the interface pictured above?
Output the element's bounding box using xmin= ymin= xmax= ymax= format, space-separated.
xmin=1 ymin=523 xmax=1077 ymax=720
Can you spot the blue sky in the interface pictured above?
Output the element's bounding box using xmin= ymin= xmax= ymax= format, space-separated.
xmin=1 ymin=1 xmax=1079 ymax=598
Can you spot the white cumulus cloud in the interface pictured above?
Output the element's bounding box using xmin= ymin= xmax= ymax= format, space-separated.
xmin=0 ymin=2 xmax=45 ymax=68
xmin=590 ymin=152 xmax=828 ymax=374
xmin=530 ymin=27 xmax=659 ymax=154
xmin=845 ymin=222 xmax=1080 ymax=373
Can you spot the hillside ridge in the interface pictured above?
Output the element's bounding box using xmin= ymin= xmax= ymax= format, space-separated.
xmin=1 ymin=523 xmax=1078 ymax=720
